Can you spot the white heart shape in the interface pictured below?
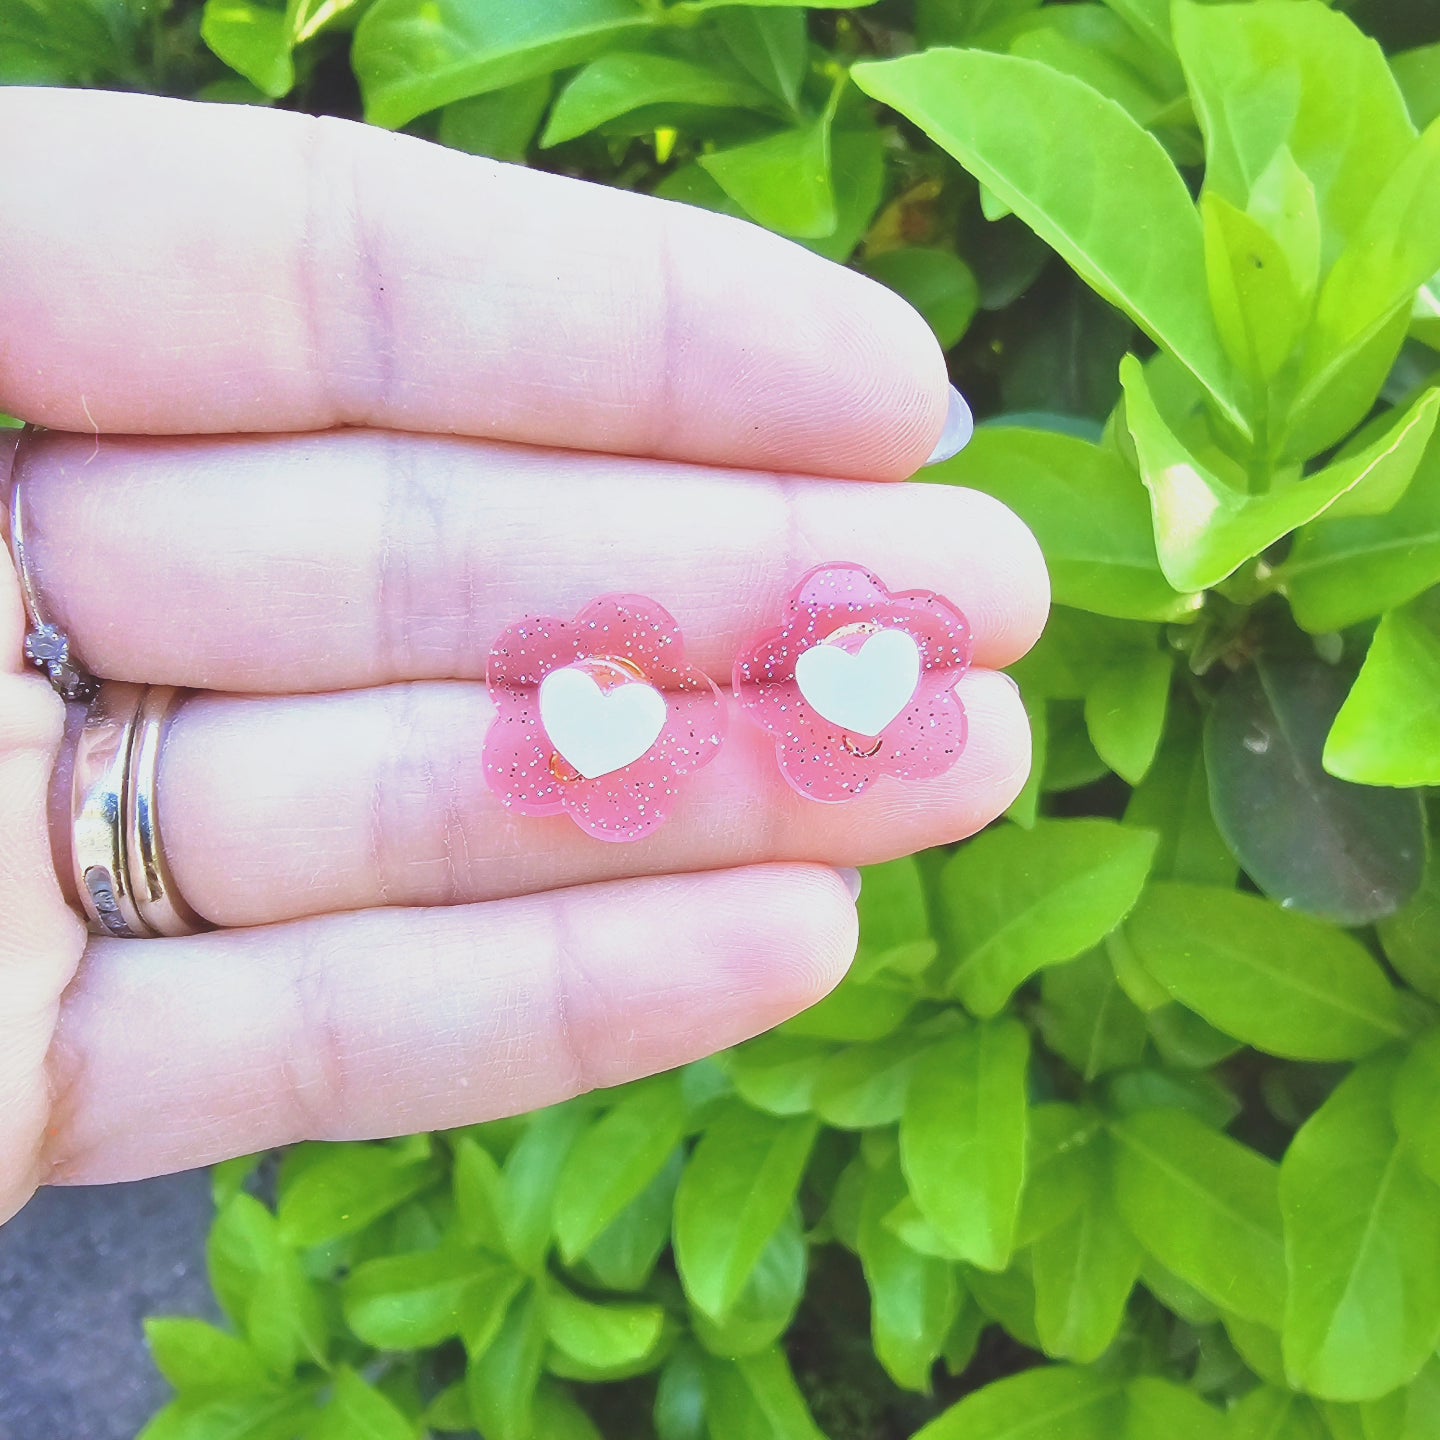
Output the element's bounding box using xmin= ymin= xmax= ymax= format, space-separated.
xmin=795 ymin=628 xmax=922 ymax=737
xmin=539 ymin=667 xmax=668 ymax=780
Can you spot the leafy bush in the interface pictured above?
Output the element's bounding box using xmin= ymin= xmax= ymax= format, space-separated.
xmin=11 ymin=0 xmax=1440 ymax=1436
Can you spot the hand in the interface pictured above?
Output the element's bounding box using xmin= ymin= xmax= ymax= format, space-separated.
xmin=0 ymin=88 xmax=1046 ymax=1225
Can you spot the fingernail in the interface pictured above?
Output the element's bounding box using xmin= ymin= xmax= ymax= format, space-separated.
xmin=1000 ymin=673 xmax=1021 ymax=696
xmin=922 ymin=385 xmax=975 ymax=467
xmin=836 ymin=867 xmax=863 ymax=902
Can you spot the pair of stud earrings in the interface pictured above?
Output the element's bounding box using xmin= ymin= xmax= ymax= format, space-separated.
xmin=483 ymin=562 xmax=974 ymax=842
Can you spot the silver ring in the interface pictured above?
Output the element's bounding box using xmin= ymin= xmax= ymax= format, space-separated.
xmin=72 ymin=682 xmax=153 ymax=938
xmin=71 ymin=681 xmax=210 ymax=939
xmin=8 ymin=425 xmax=98 ymax=703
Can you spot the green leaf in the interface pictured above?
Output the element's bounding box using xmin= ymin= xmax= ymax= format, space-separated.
xmin=201 ymin=0 xmax=294 ymax=98
xmin=670 ymin=0 xmax=871 ymax=11
xmin=1124 ymin=1379 xmax=1227 ymax=1440
xmin=353 ymin=0 xmax=652 ymax=130
xmin=1006 ymin=6 xmax=1182 ymax=132
xmin=726 ymin=1034 xmax=829 ymax=1116
xmin=1007 ymin=691 xmax=1046 ymax=828
xmin=1356 ymin=1356 xmax=1440 ymax=1440
xmin=206 ymin=1194 xmax=327 ymax=1376
xmin=1017 ymin=1103 xmax=1101 ymax=1247
xmin=1111 ymin=1106 xmax=1286 ymax=1328
xmin=574 ymin=1150 xmax=681 ymax=1293
xmin=501 ymin=1103 xmax=588 ymax=1273
xmin=1201 ymin=188 xmax=1305 ymax=386
xmin=900 ymin=1021 xmax=1029 ymax=1271
xmin=144 ymin=1318 xmax=273 ymax=1399
xmin=941 ymin=818 xmax=1158 ymax=1016
xmin=466 ymin=1286 xmax=547 ymax=1440
xmin=716 ymin=8 xmax=806 ymax=112
xmin=424 ymin=1383 xmax=471 ymax=1433
xmin=342 ymin=1248 xmax=521 ymax=1350
xmin=811 ymin=1034 xmax=920 ymax=1130
xmin=851 ymin=48 xmax=1243 ymax=430
xmin=930 ymin=427 xmax=1198 ymax=623
xmin=1324 ymin=590 xmax=1440 ymax=787
xmin=1282 ymin=1057 xmax=1440 ymax=1401
xmin=1205 ymin=658 xmax=1426 ymax=924
xmin=1121 ymin=357 xmax=1440 ymax=591
xmin=531 ymin=1384 xmax=604 ymax=1440
xmin=136 ymin=1390 xmax=317 ymax=1440
xmin=1301 ymin=119 xmax=1440 ymax=427
xmin=912 ymin=1365 xmax=1125 ymax=1440
xmin=917 ymin=0 xmax=1045 ymax=47
xmin=1173 ymin=0 xmax=1416 ymax=265
xmin=1393 ymin=1030 xmax=1440 ymax=1190
xmin=1084 ymin=646 xmax=1172 ymax=784
xmin=546 ymin=1287 xmax=666 ymax=1372
xmin=964 ymin=1261 xmax=1041 ymax=1350
xmin=438 ymin=78 xmax=553 ymax=163
xmin=655 ymin=1344 xmax=708 ymax=1440
xmin=862 ymin=248 xmax=978 ymax=351
xmin=1145 ymin=1003 xmax=1243 ymax=1071
xmin=1123 ymin=698 xmax=1237 ymax=888
xmin=1126 ymin=882 xmax=1408 ymax=1060
xmin=1379 ymin=858 xmax=1440 ymax=1002
xmin=1031 ymin=1134 xmax=1143 ymax=1363
xmin=1394 ymin=43 xmax=1440 ymax=130
xmin=1230 ymin=1388 xmax=1329 ymax=1440
xmin=554 ymin=1077 xmax=685 ymax=1262
xmin=453 ymin=1136 xmax=505 ymax=1252
xmin=309 ymin=1370 xmax=416 ymax=1440
xmin=701 ymin=1347 xmax=826 ymax=1440
xmin=0 ymin=0 xmax=143 ymax=88
xmin=1141 ymin=1258 xmax=1221 ymax=1329
xmin=793 ymin=123 xmax=886 ymax=264
xmin=276 ymin=1142 xmax=433 ymax=1247
xmin=691 ymin=1209 xmax=805 ymax=1359
xmin=778 ymin=970 xmax=915 ymax=1042
xmin=542 ymin=51 xmax=770 ymax=147
xmin=1283 ymin=427 xmax=1440 ymax=632
xmin=1106 ymin=1067 xmax=1240 ymax=1131
xmin=850 ymin=855 xmax=936 ymax=981
xmin=997 ymin=288 xmax=1135 ymax=426
xmin=1038 ymin=949 xmax=1148 ymax=1081
xmin=858 ymin=1159 xmax=962 ymax=1392
xmin=700 ymin=110 xmax=836 ymax=239
xmin=673 ymin=1103 xmax=817 ymax=1321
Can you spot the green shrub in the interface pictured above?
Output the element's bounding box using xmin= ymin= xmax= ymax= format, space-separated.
xmin=12 ymin=0 xmax=1440 ymax=1436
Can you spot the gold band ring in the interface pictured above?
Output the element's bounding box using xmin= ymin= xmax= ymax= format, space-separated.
xmin=125 ymin=684 xmax=207 ymax=937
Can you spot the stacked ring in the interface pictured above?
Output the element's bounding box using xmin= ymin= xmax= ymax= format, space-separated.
xmin=67 ymin=680 xmax=206 ymax=939
xmin=9 ymin=429 xmax=207 ymax=939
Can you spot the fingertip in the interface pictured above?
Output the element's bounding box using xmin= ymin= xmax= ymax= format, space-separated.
xmin=953 ymin=486 xmax=1051 ymax=664
xmin=839 ymin=266 xmax=953 ymax=479
xmin=955 ymin=668 xmax=1034 ymax=816
xmin=711 ymin=863 xmax=859 ymax=1015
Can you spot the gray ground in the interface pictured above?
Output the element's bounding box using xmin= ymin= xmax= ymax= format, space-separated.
xmin=0 ymin=1172 xmax=217 ymax=1439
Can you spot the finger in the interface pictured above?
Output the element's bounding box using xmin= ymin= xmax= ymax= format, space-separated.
xmin=151 ymin=670 xmax=1026 ymax=929
xmin=0 ymin=88 xmax=947 ymax=480
xmin=43 ymin=864 xmax=856 ymax=1184
xmin=18 ymin=429 xmax=1048 ymax=689
xmin=0 ymin=441 xmax=88 ymax=1224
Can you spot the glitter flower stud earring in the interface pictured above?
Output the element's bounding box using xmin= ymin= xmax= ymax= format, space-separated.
xmin=483 ymin=595 xmax=725 ymax=841
xmin=733 ymin=563 xmax=973 ymax=802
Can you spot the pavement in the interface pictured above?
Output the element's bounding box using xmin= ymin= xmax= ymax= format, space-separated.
xmin=0 ymin=1172 xmax=217 ymax=1440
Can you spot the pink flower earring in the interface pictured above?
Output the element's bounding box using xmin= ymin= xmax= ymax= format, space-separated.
xmin=484 ymin=595 xmax=725 ymax=841
xmin=733 ymin=563 xmax=973 ymax=802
